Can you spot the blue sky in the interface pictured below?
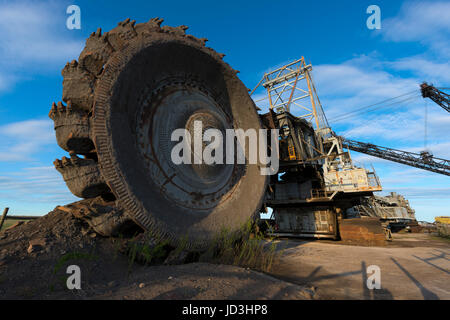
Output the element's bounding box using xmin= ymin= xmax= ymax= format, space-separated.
xmin=0 ymin=0 xmax=448 ymax=221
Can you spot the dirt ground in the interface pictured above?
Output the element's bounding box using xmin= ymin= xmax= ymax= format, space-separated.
xmin=0 ymin=208 xmax=448 ymax=300
xmin=269 ymin=233 xmax=450 ymax=300
xmin=0 ymin=209 xmax=315 ymax=300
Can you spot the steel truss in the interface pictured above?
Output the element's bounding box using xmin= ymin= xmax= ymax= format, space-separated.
xmin=251 ymin=57 xmax=328 ymax=129
xmin=342 ymin=139 xmax=450 ymax=176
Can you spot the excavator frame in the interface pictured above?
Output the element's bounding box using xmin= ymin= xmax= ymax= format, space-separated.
xmin=252 ymin=58 xmax=386 ymax=242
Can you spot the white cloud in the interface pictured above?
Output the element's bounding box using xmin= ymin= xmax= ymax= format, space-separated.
xmin=383 ymin=2 xmax=450 ymax=41
xmin=341 ymin=108 xmax=449 ymax=144
xmin=313 ymin=56 xmax=421 ymax=121
xmin=382 ymin=1 xmax=450 ymax=57
xmin=0 ymin=1 xmax=82 ymax=64
xmin=0 ymin=166 xmax=77 ymax=205
xmin=389 ymin=56 xmax=450 ymax=84
xmin=0 ymin=0 xmax=83 ymax=92
xmin=0 ymin=119 xmax=76 ymax=212
xmin=0 ymin=119 xmax=54 ymax=161
xmin=315 ymin=64 xmax=415 ymax=98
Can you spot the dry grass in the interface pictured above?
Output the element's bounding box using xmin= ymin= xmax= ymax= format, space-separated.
xmin=123 ymin=219 xmax=282 ymax=273
xmin=437 ymin=223 xmax=450 ymax=239
xmin=0 ymin=218 xmax=26 ymax=231
xmin=199 ymin=220 xmax=281 ymax=273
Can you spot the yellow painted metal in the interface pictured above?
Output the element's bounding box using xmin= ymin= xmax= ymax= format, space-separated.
xmin=267 ymin=82 xmax=274 ymax=110
xmin=435 ymin=216 xmax=450 ymax=224
xmin=286 ymin=64 xmax=301 ymax=112
xmin=305 ymin=67 xmax=320 ymax=130
xmin=288 ymin=146 xmax=296 ymax=160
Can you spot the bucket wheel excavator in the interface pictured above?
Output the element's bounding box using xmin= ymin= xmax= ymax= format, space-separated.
xmin=50 ymin=18 xmax=449 ymax=247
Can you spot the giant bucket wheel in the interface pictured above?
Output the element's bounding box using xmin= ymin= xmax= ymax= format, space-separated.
xmin=49 ymin=18 xmax=268 ymax=248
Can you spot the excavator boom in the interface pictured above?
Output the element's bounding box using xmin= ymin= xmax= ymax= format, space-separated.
xmin=420 ymin=82 xmax=450 ymax=113
xmin=342 ymin=139 xmax=450 ymax=176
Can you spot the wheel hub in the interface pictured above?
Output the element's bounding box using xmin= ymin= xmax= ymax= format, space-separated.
xmin=138 ymin=81 xmax=239 ymax=211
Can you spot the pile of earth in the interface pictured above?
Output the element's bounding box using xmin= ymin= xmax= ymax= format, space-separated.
xmin=0 ymin=206 xmax=317 ymax=300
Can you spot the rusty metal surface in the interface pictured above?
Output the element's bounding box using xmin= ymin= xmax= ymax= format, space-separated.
xmin=272 ymin=206 xmax=338 ymax=239
xmin=339 ymin=217 xmax=387 ymax=245
xmin=51 ymin=18 xmax=268 ymax=248
xmin=92 ymin=34 xmax=267 ymax=248
xmin=137 ymin=80 xmax=238 ymax=211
